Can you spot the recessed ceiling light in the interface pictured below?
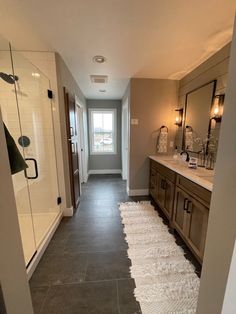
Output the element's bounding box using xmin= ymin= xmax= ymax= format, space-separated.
xmin=99 ymin=89 xmax=106 ymax=93
xmin=93 ymin=55 xmax=106 ymax=63
xmin=32 ymin=72 xmax=40 ymax=78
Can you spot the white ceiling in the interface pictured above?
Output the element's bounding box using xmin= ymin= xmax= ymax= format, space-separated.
xmin=0 ymin=0 xmax=236 ymax=99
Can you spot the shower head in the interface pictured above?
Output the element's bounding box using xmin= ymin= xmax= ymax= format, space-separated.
xmin=0 ymin=72 xmax=19 ymax=84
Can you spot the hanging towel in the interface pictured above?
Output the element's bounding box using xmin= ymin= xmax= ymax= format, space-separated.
xmin=3 ymin=123 xmax=28 ymax=175
xmin=185 ymin=126 xmax=194 ymax=151
xmin=156 ymin=126 xmax=168 ymax=154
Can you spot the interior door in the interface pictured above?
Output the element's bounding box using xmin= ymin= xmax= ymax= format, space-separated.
xmin=64 ymin=88 xmax=80 ymax=209
xmin=122 ymin=103 xmax=128 ymax=180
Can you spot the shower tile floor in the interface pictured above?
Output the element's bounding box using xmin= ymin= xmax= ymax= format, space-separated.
xmin=30 ymin=175 xmax=201 ymax=313
xmin=19 ymin=212 xmax=60 ymax=265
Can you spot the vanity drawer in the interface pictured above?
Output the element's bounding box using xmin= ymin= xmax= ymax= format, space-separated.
xmin=150 ymin=160 xmax=176 ymax=183
xmin=177 ymin=174 xmax=211 ymax=205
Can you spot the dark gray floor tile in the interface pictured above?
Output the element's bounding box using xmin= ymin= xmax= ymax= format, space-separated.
xmin=30 ymin=253 xmax=87 ymax=287
xmin=64 ymin=233 xmax=128 ymax=253
xmin=85 ymin=251 xmax=131 ymax=281
xmin=117 ymin=279 xmax=142 ymax=314
xmin=30 ymin=286 xmax=49 ymax=314
xmin=77 ymin=206 xmax=120 ymax=218
xmin=40 ymin=281 xmax=119 ymax=314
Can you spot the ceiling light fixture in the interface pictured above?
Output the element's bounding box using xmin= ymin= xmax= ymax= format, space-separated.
xmin=32 ymin=72 xmax=40 ymax=78
xmin=90 ymin=75 xmax=108 ymax=83
xmin=93 ymin=55 xmax=106 ymax=63
xmin=99 ymin=89 xmax=106 ymax=93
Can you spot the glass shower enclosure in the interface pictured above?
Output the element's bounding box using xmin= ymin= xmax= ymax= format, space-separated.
xmin=0 ymin=37 xmax=61 ymax=267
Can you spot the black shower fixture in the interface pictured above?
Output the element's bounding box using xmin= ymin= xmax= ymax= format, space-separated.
xmin=0 ymin=72 xmax=19 ymax=84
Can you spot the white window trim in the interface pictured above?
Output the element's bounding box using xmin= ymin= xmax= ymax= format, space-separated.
xmin=89 ymin=108 xmax=117 ymax=155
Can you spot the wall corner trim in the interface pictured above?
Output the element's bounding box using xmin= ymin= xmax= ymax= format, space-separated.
xmin=63 ymin=206 xmax=74 ymax=217
xmin=127 ymin=188 xmax=149 ymax=196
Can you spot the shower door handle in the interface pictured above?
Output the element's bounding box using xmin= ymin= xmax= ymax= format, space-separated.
xmin=24 ymin=158 xmax=38 ymax=179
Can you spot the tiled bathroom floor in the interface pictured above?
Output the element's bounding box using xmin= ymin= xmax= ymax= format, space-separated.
xmin=30 ymin=174 xmax=201 ymax=313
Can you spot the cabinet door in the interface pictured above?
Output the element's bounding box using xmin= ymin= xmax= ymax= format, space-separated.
xmin=185 ymin=197 xmax=209 ymax=260
xmin=164 ymin=178 xmax=175 ymax=219
xmin=156 ymin=173 xmax=165 ymax=208
xmin=173 ymin=187 xmax=188 ymax=236
xmin=150 ymin=167 xmax=157 ymax=199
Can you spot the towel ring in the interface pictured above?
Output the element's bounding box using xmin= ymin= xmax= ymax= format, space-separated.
xmin=160 ymin=125 xmax=168 ymax=133
xmin=185 ymin=125 xmax=193 ymax=132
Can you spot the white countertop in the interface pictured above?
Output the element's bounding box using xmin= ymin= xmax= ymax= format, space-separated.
xmin=149 ymin=155 xmax=214 ymax=192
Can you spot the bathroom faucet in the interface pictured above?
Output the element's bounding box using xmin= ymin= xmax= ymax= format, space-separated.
xmin=180 ymin=150 xmax=190 ymax=162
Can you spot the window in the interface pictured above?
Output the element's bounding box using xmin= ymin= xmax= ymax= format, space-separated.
xmin=89 ymin=108 xmax=116 ymax=154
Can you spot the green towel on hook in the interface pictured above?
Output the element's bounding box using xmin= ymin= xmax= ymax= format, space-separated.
xmin=3 ymin=123 xmax=28 ymax=175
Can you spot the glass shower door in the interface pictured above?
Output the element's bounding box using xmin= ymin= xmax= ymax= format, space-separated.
xmin=11 ymin=51 xmax=61 ymax=250
xmin=0 ymin=41 xmax=37 ymax=266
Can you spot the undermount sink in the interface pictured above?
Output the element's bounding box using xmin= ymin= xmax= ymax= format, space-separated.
xmin=163 ymin=158 xmax=214 ymax=183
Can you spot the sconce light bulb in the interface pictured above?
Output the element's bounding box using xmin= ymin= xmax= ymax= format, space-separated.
xmin=175 ymin=117 xmax=179 ymax=122
xmin=214 ymin=107 xmax=219 ymax=115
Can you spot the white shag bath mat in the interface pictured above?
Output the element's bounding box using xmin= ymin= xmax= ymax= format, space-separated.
xmin=119 ymin=201 xmax=200 ymax=314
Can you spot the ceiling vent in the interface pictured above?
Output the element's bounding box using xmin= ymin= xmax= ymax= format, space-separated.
xmin=90 ymin=75 xmax=108 ymax=84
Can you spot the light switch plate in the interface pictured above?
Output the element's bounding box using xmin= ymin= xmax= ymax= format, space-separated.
xmin=170 ymin=141 xmax=174 ymax=148
xmin=131 ymin=118 xmax=139 ymax=125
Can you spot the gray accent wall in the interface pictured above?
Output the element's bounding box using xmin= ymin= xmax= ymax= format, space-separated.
xmin=129 ymin=78 xmax=179 ymax=191
xmin=175 ymin=43 xmax=231 ymax=150
xmin=87 ymin=99 xmax=122 ymax=171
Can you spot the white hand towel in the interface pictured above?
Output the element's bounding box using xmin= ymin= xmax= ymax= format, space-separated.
xmin=156 ymin=131 xmax=168 ymax=153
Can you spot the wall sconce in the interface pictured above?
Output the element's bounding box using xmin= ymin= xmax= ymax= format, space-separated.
xmin=174 ymin=108 xmax=183 ymax=126
xmin=211 ymin=94 xmax=225 ymax=122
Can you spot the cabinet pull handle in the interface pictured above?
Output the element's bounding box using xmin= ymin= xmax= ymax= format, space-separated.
xmin=161 ymin=179 xmax=166 ymax=190
xmin=184 ymin=198 xmax=188 ymax=211
xmin=186 ymin=200 xmax=192 ymax=214
xmin=163 ymin=180 xmax=167 ymax=190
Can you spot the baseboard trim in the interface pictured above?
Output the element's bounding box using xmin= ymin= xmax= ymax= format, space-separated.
xmin=127 ymin=188 xmax=149 ymax=196
xmin=63 ymin=206 xmax=74 ymax=217
xmin=27 ymin=212 xmax=62 ymax=280
xmin=88 ymin=169 xmax=122 ymax=175
xmin=84 ymin=172 xmax=89 ymax=183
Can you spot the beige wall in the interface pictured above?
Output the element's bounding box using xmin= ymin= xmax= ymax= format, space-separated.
xmin=196 ymin=20 xmax=236 ymax=313
xmin=129 ymin=78 xmax=179 ymax=192
xmin=55 ymin=53 xmax=86 ymax=210
xmin=175 ymin=43 xmax=231 ymax=150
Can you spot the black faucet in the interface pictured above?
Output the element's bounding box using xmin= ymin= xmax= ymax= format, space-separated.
xmin=180 ymin=150 xmax=190 ymax=162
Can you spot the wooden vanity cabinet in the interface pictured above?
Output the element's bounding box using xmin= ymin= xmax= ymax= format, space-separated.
xmin=173 ymin=186 xmax=209 ymax=262
xmin=150 ymin=160 xmax=176 ymax=220
xmin=149 ymin=159 xmax=211 ymax=263
xmin=173 ymin=187 xmax=189 ymax=236
xmin=173 ymin=174 xmax=211 ymax=263
xmin=150 ymin=166 xmax=158 ymax=199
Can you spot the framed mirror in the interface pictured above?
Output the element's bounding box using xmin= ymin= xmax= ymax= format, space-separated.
xmin=183 ymin=80 xmax=217 ymax=153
